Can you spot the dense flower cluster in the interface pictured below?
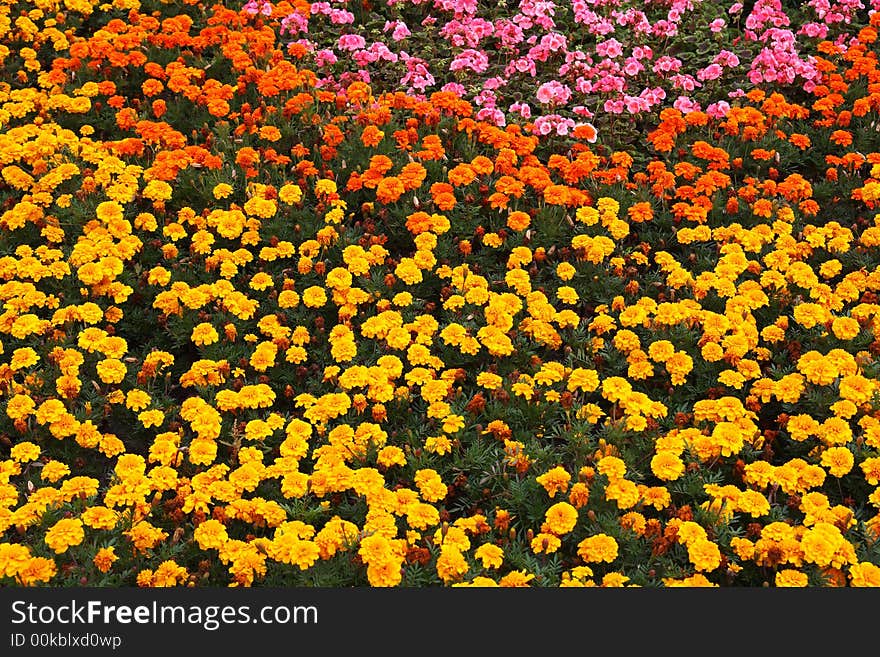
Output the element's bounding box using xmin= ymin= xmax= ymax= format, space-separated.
xmin=1 ymin=0 xmax=880 ymax=588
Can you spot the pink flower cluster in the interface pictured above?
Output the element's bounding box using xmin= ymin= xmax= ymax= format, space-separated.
xmin=265 ymin=0 xmax=880 ymax=141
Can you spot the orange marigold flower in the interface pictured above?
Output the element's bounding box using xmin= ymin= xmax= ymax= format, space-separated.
xmin=361 ymin=125 xmax=384 ymax=147
xmin=376 ymin=176 xmax=405 ymax=204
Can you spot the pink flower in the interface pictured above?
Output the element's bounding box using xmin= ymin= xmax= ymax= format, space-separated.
xmin=280 ymin=10 xmax=308 ymax=35
xmin=596 ymin=38 xmax=623 ymax=59
xmin=510 ymin=102 xmax=532 ymax=119
xmin=706 ymin=101 xmax=731 ymax=118
xmin=338 ymin=34 xmax=366 ymax=51
xmin=639 ymin=86 xmax=666 ymax=105
xmin=653 ymin=56 xmax=682 ymax=74
xmin=243 ymin=1 xmax=272 ymax=16
xmin=449 ymin=49 xmax=490 ymax=73
xmin=603 ymin=99 xmax=625 ymax=114
xmin=632 ymin=46 xmax=653 ymax=61
xmin=328 ymin=9 xmax=354 ymax=24
xmin=799 ymin=22 xmax=828 ymax=38
xmin=697 ymin=64 xmax=724 ymax=81
xmin=384 ymin=20 xmax=411 ymax=41
xmin=623 ymin=57 xmax=644 ymax=77
xmin=710 ymin=18 xmax=726 ymax=32
xmin=511 ymin=57 xmax=537 ymax=76
xmin=483 ymin=76 xmax=506 ymax=91
xmin=623 ymin=95 xmax=648 ymax=114
xmin=476 ymin=107 xmax=506 ymax=126
xmin=536 ymin=80 xmax=572 ymax=106
xmin=540 ymin=32 xmax=568 ymax=52
xmin=315 ymin=49 xmax=337 ymax=67
xmin=441 ymin=82 xmax=466 ymax=96
xmin=673 ymin=96 xmax=700 ymax=113
xmin=713 ymin=50 xmax=740 ymax=67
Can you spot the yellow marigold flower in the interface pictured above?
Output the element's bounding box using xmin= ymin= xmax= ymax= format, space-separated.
xmin=435 ymin=544 xmax=468 ymax=583
xmin=10 ymin=441 xmax=40 ymax=463
xmin=6 ymin=394 xmax=35 ymax=419
xmin=9 ymin=347 xmax=38 ymax=370
xmin=710 ymin=421 xmax=747 ymax=457
xmin=18 ymin=557 xmax=57 ymax=585
xmin=455 ymin=576 xmax=499 ymax=587
xmin=536 ymin=466 xmax=571 ymax=497
xmin=137 ymin=570 xmax=154 ymax=587
xmin=40 ymin=461 xmax=70 ymax=483
xmin=775 ymin=569 xmax=809 ymax=587
xmin=831 ymin=316 xmax=860 ymax=341
xmin=357 ymin=533 xmax=394 ymax=564
xmin=800 ymin=522 xmax=847 ymax=567
xmin=817 ymin=417 xmax=852 ymax=446
xmin=302 ymin=286 xmax=327 ymax=308
xmin=191 ymin=322 xmax=219 ymax=346
xmin=424 ymin=435 xmax=453 ymax=455
xmin=250 ymin=341 xmax=278 ymax=372
xmin=643 ymin=486 xmax=672 ymax=510
xmin=0 ymin=543 xmax=31 ymax=579
xmin=850 ymin=562 xmax=880 ymax=587
xmin=193 ymin=518 xmax=229 ymax=550
xmin=556 ymin=262 xmax=576 ymax=281
xmin=605 ymin=478 xmax=640 ymax=509
xmin=820 ymin=446 xmax=855 ymax=477
xmin=577 ymin=534 xmax=618 ymax=563
xmin=651 ymin=451 xmax=685 ymax=481
xmin=125 ymin=389 xmax=151 ymax=411
xmin=531 ymin=532 xmax=562 ymax=554
xmin=557 ymin=286 xmax=579 ymax=304
xmin=499 ymin=570 xmax=535 ymax=587
xmin=44 ymin=518 xmax=85 ymax=554
xmin=126 ymin=521 xmax=168 ymax=552
xmin=688 ymin=539 xmax=722 ymax=572
xmin=476 ymin=372 xmax=503 ymax=390
xmin=441 ymin=413 xmax=465 ymax=434
xmin=647 ymin=340 xmax=675 ymax=362
xmin=597 ymin=455 xmax=626 ymax=481
xmin=59 ymin=476 xmax=99 ymax=501
xmin=35 ymin=399 xmax=66 ymax=425
xmin=279 ymin=183 xmax=303 ymax=204
xmin=377 ymin=445 xmax=406 ymax=468
xmin=568 ymin=481 xmax=590 ymax=508
xmin=138 ymin=409 xmax=164 ymax=428
xmin=620 ymin=511 xmax=647 ymax=535
xmin=861 ymin=457 xmax=880 ymax=485
xmin=81 ymin=506 xmax=119 ymax=530
xmin=96 ymin=358 xmax=126 ymax=384
xmin=212 ymin=183 xmax=233 ymax=199
xmin=663 ymin=573 xmax=718 ymax=587
xmin=675 ymin=520 xmax=708 ymax=546
xmin=149 ymin=561 xmax=189 ymax=587
xmin=406 ymin=502 xmax=440 ymax=530
xmin=542 ymin=502 xmax=579 ymax=535
xmin=269 ymin=535 xmax=320 ymax=570
xmin=414 ymin=469 xmax=447 ymax=502
xmin=567 ymin=367 xmax=599 ymax=392
xmin=96 ymin=200 xmax=123 ymax=223
xmin=474 ymin=543 xmax=504 ymax=569
xmin=735 ymin=490 xmax=770 ymax=517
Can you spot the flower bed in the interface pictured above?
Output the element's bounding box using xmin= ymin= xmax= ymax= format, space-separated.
xmin=1 ymin=0 xmax=880 ymax=587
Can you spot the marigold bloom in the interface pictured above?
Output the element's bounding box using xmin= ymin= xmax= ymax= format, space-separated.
xmin=44 ymin=518 xmax=84 ymax=554
xmin=536 ymin=466 xmax=571 ymax=497
xmin=577 ymin=534 xmax=619 ymax=564
xmin=850 ymin=562 xmax=880 ymax=587
xmin=542 ymin=502 xmax=579 ymax=535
